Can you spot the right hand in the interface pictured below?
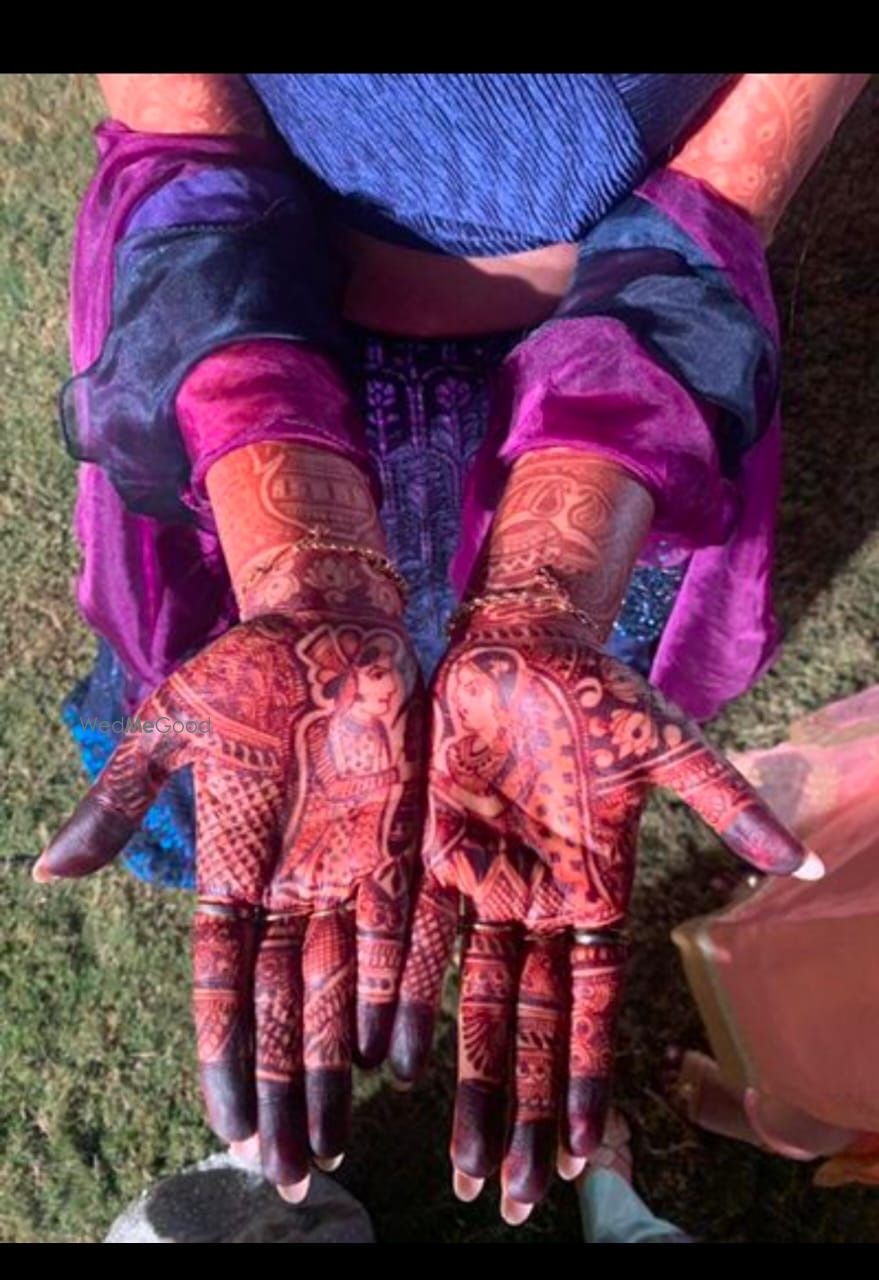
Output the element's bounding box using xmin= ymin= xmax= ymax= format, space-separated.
xmin=389 ymin=608 xmax=820 ymax=1221
xmin=35 ymin=608 xmax=423 ymax=1196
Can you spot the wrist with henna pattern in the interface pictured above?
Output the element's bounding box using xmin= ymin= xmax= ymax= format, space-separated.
xmin=205 ymin=442 xmax=405 ymax=623
xmin=470 ymin=449 xmax=655 ymax=642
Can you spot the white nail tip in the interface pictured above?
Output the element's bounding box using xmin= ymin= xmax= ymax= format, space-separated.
xmin=793 ymin=851 xmax=826 ymax=881
xmin=278 ymin=1177 xmax=310 ymax=1204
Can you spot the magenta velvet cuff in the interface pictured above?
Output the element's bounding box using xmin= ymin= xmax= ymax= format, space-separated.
xmin=175 ymin=339 xmax=376 ymax=515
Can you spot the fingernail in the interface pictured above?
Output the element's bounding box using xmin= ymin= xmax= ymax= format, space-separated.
xmin=229 ymin=1133 xmax=260 ymax=1164
xmin=278 ymin=1174 xmax=310 ymax=1204
xmin=501 ymin=1194 xmax=533 ymax=1226
xmin=793 ymin=850 xmax=825 ymax=881
xmin=314 ymin=1154 xmax=344 ymax=1172
xmin=453 ymin=1169 xmax=485 ymax=1202
xmin=556 ymin=1150 xmax=588 ymax=1181
xmin=32 ymin=856 xmax=58 ymax=884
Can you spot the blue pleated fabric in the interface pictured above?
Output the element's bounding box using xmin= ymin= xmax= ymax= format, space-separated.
xmin=246 ymin=73 xmax=732 ymax=255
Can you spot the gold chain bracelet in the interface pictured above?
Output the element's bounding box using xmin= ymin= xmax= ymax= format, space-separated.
xmin=447 ymin=565 xmax=605 ymax=640
xmin=238 ymin=527 xmax=409 ymax=604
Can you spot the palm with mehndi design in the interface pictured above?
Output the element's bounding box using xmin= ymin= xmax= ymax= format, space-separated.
xmin=391 ymin=451 xmax=820 ymax=1221
xmin=37 ymin=610 xmax=422 ymax=1188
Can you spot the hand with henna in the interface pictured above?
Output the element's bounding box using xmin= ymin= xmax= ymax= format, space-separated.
xmin=34 ymin=442 xmax=424 ymax=1201
xmin=389 ymin=450 xmax=823 ymax=1225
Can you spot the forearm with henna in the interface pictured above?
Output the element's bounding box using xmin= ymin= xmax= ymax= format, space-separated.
xmin=97 ymin=73 xmax=269 ymax=137
xmin=476 ymin=449 xmax=654 ymax=638
xmin=205 ymin=441 xmax=402 ymax=622
xmin=670 ymin=73 xmax=870 ymax=243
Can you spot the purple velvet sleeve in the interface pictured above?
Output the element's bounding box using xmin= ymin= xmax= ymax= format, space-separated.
xmin=69 ymin=124 xmax=313 ymax=698
xmin=174 ymin=338 xmax=378 ymax=519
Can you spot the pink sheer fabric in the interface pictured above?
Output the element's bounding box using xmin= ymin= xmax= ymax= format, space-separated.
xmin=674 ymin=686 xmax=879 ymax=1185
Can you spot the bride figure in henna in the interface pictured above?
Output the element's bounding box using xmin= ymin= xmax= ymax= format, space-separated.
xmin=277 ymin=627 xmax=412 ymax=899
xmin=434 ymin=640 xmax=657 ymax=929
xmin=441 ymin=651 xmax=539 ymax=822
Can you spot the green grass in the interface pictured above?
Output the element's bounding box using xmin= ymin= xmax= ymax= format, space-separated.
xmin=1 ymin=74 xmax=877 ymax=1243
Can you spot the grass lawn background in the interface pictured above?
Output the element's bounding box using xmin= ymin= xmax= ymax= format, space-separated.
xmin=0 ymin=74 xmax=876 ymax=1243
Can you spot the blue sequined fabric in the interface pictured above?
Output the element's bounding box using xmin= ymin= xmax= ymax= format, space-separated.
xmin=64 ymin=332 xmax=688 ymax=889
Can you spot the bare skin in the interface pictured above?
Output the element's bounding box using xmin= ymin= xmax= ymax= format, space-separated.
xmin=339 ymin=232 xmax=578 ymax=336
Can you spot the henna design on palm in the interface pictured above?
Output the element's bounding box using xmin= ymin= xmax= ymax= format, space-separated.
xmin=39 ymin=611 xmax=423 ymax=1187
xmin=391 ymin=614 xmax=811 ymax=1211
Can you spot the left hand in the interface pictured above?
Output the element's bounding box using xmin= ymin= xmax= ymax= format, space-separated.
xmin=35 ymin=608 xmax=424 ymax=1193
xmin=390 ymin=607 xmax=820 ymax=1221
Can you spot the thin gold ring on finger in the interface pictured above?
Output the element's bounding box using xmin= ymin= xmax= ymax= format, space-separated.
xmin=309 ymin=901 xmax=356 ymax=920
xmin=572 ymin=926 xmax=628 ymax=948
xmin=264 ymin=906 xmax=311 ymax=922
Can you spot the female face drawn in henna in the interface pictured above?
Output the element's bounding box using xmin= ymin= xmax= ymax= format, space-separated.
xmin=323 ymin=634 xmax=409 ymax=777
xmin=443 ymin=648 xmax=569 ymax=841
xmin=275 ymin=627 xmax=414 ymax=903
xmin=451 ymin=652 xmax=515 ymax=741
xmin=440 ymin=650 xmax=533 ymax=823
xmin=343 ymin=639 xmax=405 ymax=724
xmin=446 ymin=650 xmax=523 ymax=772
